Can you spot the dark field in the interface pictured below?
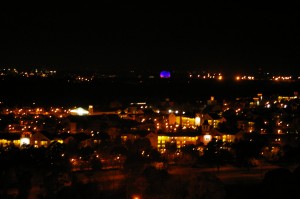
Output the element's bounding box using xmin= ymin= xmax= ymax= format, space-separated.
xmin=1 ymin=77 xmax=299 ymax=107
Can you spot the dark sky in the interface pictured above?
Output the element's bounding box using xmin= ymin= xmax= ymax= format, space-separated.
xmin=1 ymin=5 xmax=300 ymax=75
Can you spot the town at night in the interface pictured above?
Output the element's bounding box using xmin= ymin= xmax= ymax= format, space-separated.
xmin=1 ymin=68 xmax=300 ymax=199
xmin=1 ymin=5 xmax=300 ymax=199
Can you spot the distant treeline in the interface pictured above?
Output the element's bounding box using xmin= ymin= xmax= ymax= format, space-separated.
xmin=1 ymin=78 xmax=299 ymax=107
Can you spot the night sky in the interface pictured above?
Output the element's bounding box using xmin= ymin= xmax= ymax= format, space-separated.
xmin=1 ymin=5 xmax=300 ymax=75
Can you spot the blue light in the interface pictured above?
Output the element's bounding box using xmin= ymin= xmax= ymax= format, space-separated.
xmin=160 ymin=71 xmax=171 ymax=78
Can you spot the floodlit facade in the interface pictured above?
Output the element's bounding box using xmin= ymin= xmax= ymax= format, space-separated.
xmin=157 ymin=133 xmax=200 ymax=152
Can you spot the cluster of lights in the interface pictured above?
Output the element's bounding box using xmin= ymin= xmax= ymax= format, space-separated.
xmin=75 ymin=76 xmax=94 ymax=82
xmin=157 ymin=136 xmax=202 ymax=155
xmin=0 ymin=68 xmax=18 ymax=76
xmin=8 ymin=123 xmax=39 ymax=132
xmin=4 ymin=107 xmax=70 ymax=116
xmin=3 ymin=106 xmax=74 ymax=133
xmin=168 ymin=109 xmax=185 ymax=114
xmin=235 ymin=76 xmax=255 ymax=80
xmin=234 ymin=75 xmax=297 ymax=81
xmin=139 ymin=105 xmax=151 ymax=109
xmin=0 ymin=68 xmax=56 ymax=78
xmin=155 ymin=116 xmax=198 ymax=133
xmin=189 ymin=73 xmax=223 ymax=80
xmin=273 ymin=76 xmax=292 ymax=81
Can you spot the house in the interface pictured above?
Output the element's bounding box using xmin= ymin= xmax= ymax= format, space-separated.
xmin=120 ymin=130 xmax=158 ymax=149
xmin=237 ymin=116 xmax=255 ymax=133
xmin=199 ymin=120 xmax=237 ymax=145
xmin=146 ymin=132 xmax=158 ymax=149
xmin=54 ymin=132 xmax=93 ymax=148
xmin=167 ymin=112 xmax=200 ymax=130
xmin=202 ymin=113 xmax=226 ymax=129
xmin=121 ymin=130 xmax=150 ymax=143
xmin=54 ymin=132 xmax=73 ymax=144
xmin=31 ymin=131 xmax=52 ymax=148
xmin=72 ymin=133 xmax=93 ymax=148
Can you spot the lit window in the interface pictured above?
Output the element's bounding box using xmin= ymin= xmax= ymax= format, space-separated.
xmin=41 ymin=141 xmax=48 ymax=146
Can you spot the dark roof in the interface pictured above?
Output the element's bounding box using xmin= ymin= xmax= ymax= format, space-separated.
xmin=236 ymin=115 xmax=254 ymax=121
xmin=203 ymin=119 xmax=209 ymax=125
xmin=158 ymin=131 xmax=201 ymax=137
xmin=92 ymin=132 xmax=110 ymax=140
xmin=142 ymin=109 xmax=155 ymax=115
xmin=72 ymin=133 xmax=91 ymax=141
xmin=0 ymin=133 xmax=20 ymax=140
xmin=121 ymin=130 xmax=151 ymax=137
xmin=55 ymin=132 xmax=91 ymax=141
xmin=118 ymin=119 xmax=140 ymax=128
xmin=67 ymin=115 xmax=88 ymax=122
xmin=55 ymin=132 xmax=73 ymax=140
xmin=208 ymin=113 xmax=222 ymax=120
xmin=88 ymin=114 xmax=120 ymax=121
xmin=182 ymin=112 xmax=195 ymax=118
xmin=35 ymin=131 xmax=54 ymax=139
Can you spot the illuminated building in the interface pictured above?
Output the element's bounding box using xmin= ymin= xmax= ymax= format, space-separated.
xmin=160 ymin=71 xmax=171 ymax=78
xmin=176 ymin=115 xmax=196 ymax=128
xmin=70 ymin=122 xmax=77 ymax=134
xmin=207 ymin=96 xmax=217 ymax=105
xmin=237 ymin=119 xmax=255 ymax=133
xmin=70 ymin=107 xmax=89 ymax=116
xmin=216 ymin=133 xmax=236 ymax=143
xmin=31 ymin=132 xmax=51 ymax=148
xmin=203 ymin=134 xmax=212 ymax=145
xmin=201 ymin=113 xmax=225 ymax=129
xmin=88 ymin=105 xmax=94 ymax=115
xmin=20 ymin=131 xmax=32 ymax=146
xmin=166 ymin=113 xmax=202 ymax=132
xmin=0 ymin=133 xmax=20 ymax=147
xmin=157 ymin=132 xmax=200 ymax=151
xmin=195 ymin=114 xmax=201 ymax=126
xmin=87 ymin=105 xmax=121 ymax=116
xmin=120 ymin=131 xmax=158 ymax=149
xmin=169 ymin=113 xmax=176 ymax=125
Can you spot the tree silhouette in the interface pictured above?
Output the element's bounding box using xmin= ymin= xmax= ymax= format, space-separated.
xmin=204 ymin=138 xmax=223 ymax=169
xmin=180 ymin=144 xmax=199 ymax=166
xmin=123 ymin=138 xmax=153 ymax=176
xmin=232 ymin=137 xmax=265 ymax=169
xmin=165 ymin=142 xmax=178 ymax=163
